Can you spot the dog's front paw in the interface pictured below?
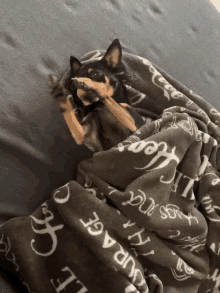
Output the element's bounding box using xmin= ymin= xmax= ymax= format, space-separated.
xmin=48 ymin=74 xmax=69 ymax=101
xmin=48 ymin=74 xmax=59 ymax=92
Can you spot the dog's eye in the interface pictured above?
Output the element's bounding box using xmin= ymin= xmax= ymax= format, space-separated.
xmin=92 ymin=71 xmax=102 ymax=77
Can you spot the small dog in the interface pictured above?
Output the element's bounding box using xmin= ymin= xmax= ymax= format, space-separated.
xmin=49 ymin=39 xmax=145 ymax=152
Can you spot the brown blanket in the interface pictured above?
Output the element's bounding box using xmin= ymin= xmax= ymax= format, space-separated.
xmin=0 ymin=51 xmax=220 ymax=293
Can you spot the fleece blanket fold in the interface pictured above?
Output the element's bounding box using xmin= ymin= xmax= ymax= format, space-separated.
xmin=1 ymin=51 xmax=220 ymax=293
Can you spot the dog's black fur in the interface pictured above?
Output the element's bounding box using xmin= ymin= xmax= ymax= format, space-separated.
xmin=66 ymin=39 xmax=137 ymax=151
xmin=49 ymin=39 xmax=145 ymax=152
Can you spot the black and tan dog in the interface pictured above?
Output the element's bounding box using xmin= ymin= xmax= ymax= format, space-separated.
xmin=49 ymin=39 xmax=145 ymax=152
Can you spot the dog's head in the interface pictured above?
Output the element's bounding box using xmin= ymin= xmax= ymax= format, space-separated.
xmin=65 ymin=39 xmax=145 ymax=152
xmin=67 ymin=39 xmax=125 ymax=106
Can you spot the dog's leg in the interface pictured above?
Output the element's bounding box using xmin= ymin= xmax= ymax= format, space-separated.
xmin=70 ymin=77 xmax=136 ymax=132
xmin=60 ymin=96 xmax=85 ymax=144
xmin=104 ymin=97 xmax=137 ymax=132
xmin=49 ymin=75 xmax=85 ymax=144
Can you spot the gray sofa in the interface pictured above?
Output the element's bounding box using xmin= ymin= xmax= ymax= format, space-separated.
xmin=0 ymin=0 xmax=220 ymax=291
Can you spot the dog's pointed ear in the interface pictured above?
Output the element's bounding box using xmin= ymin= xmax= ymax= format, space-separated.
xmin=102 ymin=39 xmax=122 ymax=70
xmin=70 ymin=56 xmax=82 ymax=76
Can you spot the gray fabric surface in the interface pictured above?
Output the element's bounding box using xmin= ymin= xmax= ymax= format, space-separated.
xmin=0 ymin=0 xmax=220 ymax=292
